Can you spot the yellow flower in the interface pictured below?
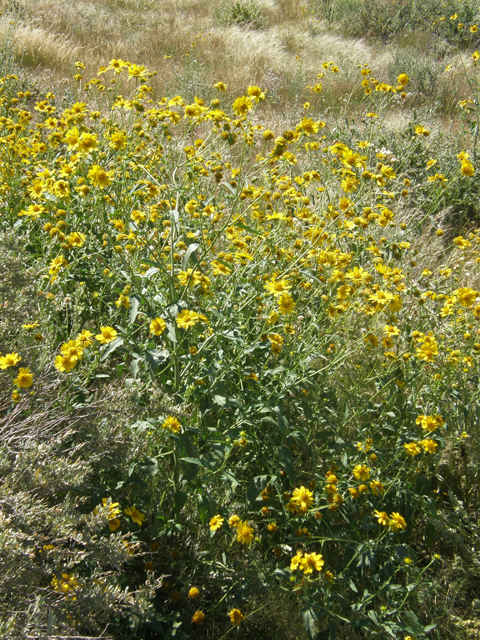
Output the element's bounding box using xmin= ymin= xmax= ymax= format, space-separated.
xmin=291 ymin=486 xmax=314 ymax=511
xmin=415 ymin=125 xmax=430 ymax=137
xmin=388 ymin=512 xmax=407 ymax=532
xmin=77 ymin=330 xmax=94 ymax=347
xmin=95 ymin=326 xmax=118 ymax=344
xmin=247 ymin=85 xmax=265 ymax=102
xmin=60 ymin=340 xmax=83 ymax=360
xmin=77 ymin=132 xmax=98 ymax=154
xmin=192 ymin=610 xmax=205 ymax=625
xmin=150 ymin=317 xmax=167 ymax=336
xmin=416 ymin=414 xmax=444 ymax=433
xmin=229 ymin=514 xmax=241 ymax=528
xmin=65 ymin=231 xmax=86 ymax=248
xmin=51 ymin=573 xmax=79 ymax=594
xmin=14 ymin=367 xmax=34 ymax=388
xmin=176 ymin=309 xmax=201 ymax=329
xmin=214 ymin=81 xmax=227 ymax=92
xmin=162 ymin=416 xmax=181 ymax=433
xmin=124 ymin=505 xmax=145 ymax=526
xmin=397 ymin=73 xmax=409 ymax=86
xmin=290 ymin=550 xmax=303 ymax=571
xmin=55 ymin=354 xmax=78 ymax=373
xmin=115 ymin=294 xmax=130 ymax=309
xmin=211 ymin=260 xmax=231 ymax=276
xmin=353 ymin=465 xmax=371 ymax=481
xmin=461 ymin=161 xmax=475 ymax=177
xmin=374 ymin=510 xmax=389 ymax=526
xmin=415 ymin=336 xmax=438 ymax=362
xmin=188 ymin=587 xmax=200 ymax=599
xmin=49 ymin=256 xmax=68 ymax=275
xmin=278 ymin=292 xmax=295 ymax=314
xmin=108 ymin=130 xmax=127 ymax=150
xmin=236 ymin=520 xmax=254 ymax=544
xmin=209 ymin=515 xmax=224 ymax=531
xmin=297 ymin=117 xmax=320 ymax=136
xmin=300 ymin=552 xmax=325 ymax=574
xmin=369 ymin=480 xmax=384 ymax=495
xmin=88 ymin=164 xmax=114 ymax=188
xmin=232 ymin=95 xmax=253 ymax=116
xmin=229 ymin=608 xmax=245 ymax=625
xmin=455 ymin=287 xmax=478 ymax=307
xmin=0 ymin=353 xmax=21 ymax=369
xmin=403 ymin=442 xmax=422 ymax=457
xmin=420 ymin=439 xmax=438 ymax=454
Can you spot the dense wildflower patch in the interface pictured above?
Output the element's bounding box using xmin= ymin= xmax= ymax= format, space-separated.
xmin=1 ymin=58 xmax=480 ymax=639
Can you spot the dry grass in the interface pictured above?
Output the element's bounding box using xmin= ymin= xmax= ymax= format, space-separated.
xmin=0 ymin=0 xmax=473 ymax=132
xmin=0 ymin=0 xmax=447 ymax=108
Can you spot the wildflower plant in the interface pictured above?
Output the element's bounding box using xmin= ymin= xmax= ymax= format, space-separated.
xmin=1 ymin=54 xmax=480 ymax=639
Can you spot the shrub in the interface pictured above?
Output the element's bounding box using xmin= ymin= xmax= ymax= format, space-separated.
xmin=216 ymin=0 xmax=266 ymax=29
xmin=1 ymin=56 xmax=480 ymax=639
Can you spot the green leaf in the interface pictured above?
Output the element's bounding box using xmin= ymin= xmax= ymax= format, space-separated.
xmin=129 ymin=296 xmax=140 ymax=324
xmin=234 ymin=220 xmax=259 ymax=235
xmin=425 ymin=521 xmax=436 ymax=548
xmin=142 ymin=266 xmax=160 ymax=279
xmin=247 ymin=475 xmax=271 ymax=506
xmin=174 ymin=490 xmax=188 ymax=512
xmin=130 ymin=357 xmax=140 ymax=378
xmin=181 ymin=457 xmax=206 ymax=467
xmin=278 ymin=446 xmax=295 ymax=483
xmin=100 ymin=337 xmax=124 ymax=361
xmin=221 ymin=471 xmax=239 ymax=496
xmin=182 ymin=243 xmax=199 ymax=270
xmin=146 ymin=348 xmax=169 ymax=372
xmin=302 ymin=608 xmax=317 ymax=640
xmin=136 ymin=457 xmax=159 ymax=479
xmin=139 ymin=258 xmax=162 ymax=269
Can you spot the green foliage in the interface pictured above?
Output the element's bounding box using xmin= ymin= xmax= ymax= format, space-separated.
xmin=317 ymin=0 xmax=480 ymax=47
xmin=2 ymin=51 xmax=480 ymax=640
xmin=216 ymin=0 xmax=266 ymax=29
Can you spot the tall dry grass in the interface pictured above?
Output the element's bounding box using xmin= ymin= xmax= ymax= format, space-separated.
xmin=1 ymin=0 xmax=466 ymax=119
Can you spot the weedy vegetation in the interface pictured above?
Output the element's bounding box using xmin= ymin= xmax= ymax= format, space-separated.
xmin=1 ymin=1 xmax=480 ymax=640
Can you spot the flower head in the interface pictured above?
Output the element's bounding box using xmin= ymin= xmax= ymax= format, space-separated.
xmin=95 ymin=326 xmax=118 ymax=344
xmin=291 ymin=486 xmax=314 ymax=511
xmin=188 ymin=587 xmax=200 ymax=599
xmin=374 ymin=510 xmax=389 ymax=526
xmin=176 ymin=309 xmax=201 ymax=329
xmin=300 ymin=552 xmax=324 ymax=574
xmin=209 ymin=515 xmax=224 ymax=531
xmin=192 ymin=610 xmax=205 ymax=625
xmin=0 ymin=353 xmax=21 ymax=369
xmin=389 ymin=512 xmax=407 ymax=532
xmin=236 ymin=520 xmax=254 ymax=545
xmin=14 ymin=367 xmax=34 ymax=389
xmin=162 ymin=416 xmax=181 ymax=433
xmin=229 ymin=608 xmax=245 ymax=626
xmin=150 ymin=317 xmax=166 ymax=336
xmin=124 ymin=505 xmax=145 ymax=526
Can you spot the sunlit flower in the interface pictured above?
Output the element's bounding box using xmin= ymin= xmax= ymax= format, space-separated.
xmin=14 ymin=367 xmax=34 ymax=388
xmin=389 ymin=512 xmax=407 ymax=531
xmin=0 ymin=353 xmax=21 ymax=369
xmin=209 ymin=515 xmax=224 ymax=531
xmin=291 ymin=486 xmax=314 ymax=511
xmin=162 ymin=416 xmax=181 ymax=433
xmin=95 ymin=326 xmax=118 ymax=344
